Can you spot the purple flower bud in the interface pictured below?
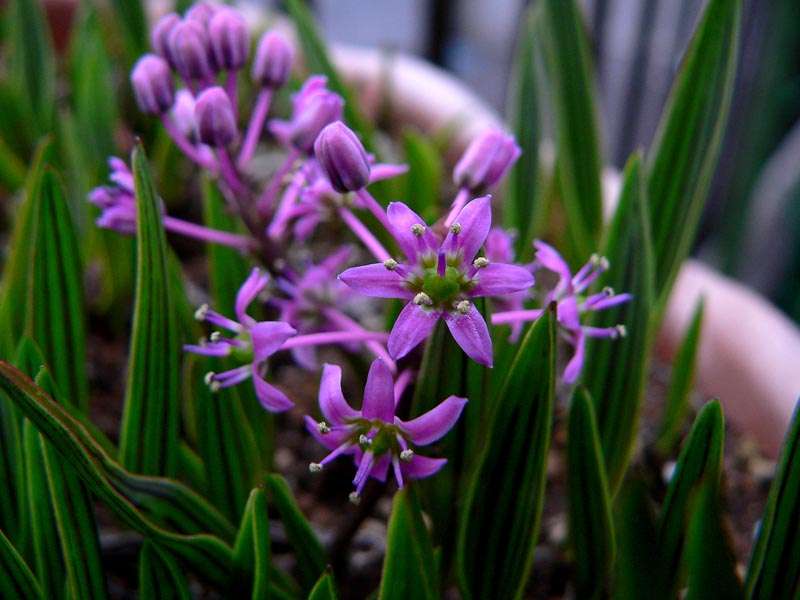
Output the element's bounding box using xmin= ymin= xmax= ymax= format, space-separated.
xmin=195 ymin=86 xmax=237 ymax=147
xmin=453 ymin=129 xmax=521 ymax=193
xmin=314 ymin=121 xmax=370 ymax=193
xmin=151 ymin=13 xmax=180 ymax=69
xmin=169 ymin=19 xmax=215 ymax=82
xmin=290 ymin=91 xmax=344 ymax=154
xmin=252 ymin=31 xmax=293 ymax=89
xmin=208 ymin=8 xmax=249 ymax=71
xmin=171 ymin=89 xmax=197 ymax=137
xmin=130 ymin=54 xmax=174 ymax=114
xmin=185 ymin=1 xmax=220 ymax=28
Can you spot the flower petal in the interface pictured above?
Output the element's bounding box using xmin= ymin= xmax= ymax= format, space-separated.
xmin=399 ymin=396 xmax=467 ymax=446
xmin=387 ymin=202 xmax=438 ymax=261
xmin=442 ymin=195 xmax=491 ymax=261
xmin=556 ymin=296 xmax=581 ymax=331
xmin=303 ymin=415 xmax=349 ymax=450
xmin=319 ymin=363 xmax=359 ymax=425
xmin=533 ymin=240 xmax=572 ymax=289
xmin=444 ymin=305 xmax=493 ymax=366
xmin=251 ymin=321 xmax=297 ymax=361
xmin=235 ymin=268 xmax=270 ymax=325
xmin=339 ymin=263 xmax=412 ymax=299
xmin=471 ymin=262 xmax=534 ymax=296
xmin=401 ymin=455 xmax=447 ymax=479
xmin=361 ymin=359 xmax=395 ymax=422
xmin=563 ymin=330 xmax=586 ymax=384
xmin=252 ymin=366 xmax=294 ymax=412
xmin=387 ymin=303 xmax=440 ymax=360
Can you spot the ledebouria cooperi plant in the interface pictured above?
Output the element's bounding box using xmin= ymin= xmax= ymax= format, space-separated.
xmin=306 ymin=359 xmax=467 ymax=503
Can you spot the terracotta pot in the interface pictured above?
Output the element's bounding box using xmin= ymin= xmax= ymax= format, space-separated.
xmin=326 ymin=43 xmax=800 ymax=458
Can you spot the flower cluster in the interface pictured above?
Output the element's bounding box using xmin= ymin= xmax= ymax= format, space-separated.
xmin=88 ymin=1 xmax=631 ymax=499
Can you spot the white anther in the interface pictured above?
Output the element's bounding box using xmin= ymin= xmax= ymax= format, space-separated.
xmin=317 ymin=421 xmax=331 ymax=434
xmin=383 ymin=258 xmax=398 ymax=270
xmin=209 ymin=381 xmax=221 ymax=393
xmin=204 ymin=371 xmax=215 ymax=385
xmin=599 ymin=256 xmax=610 ymax=270
xmin=194 ymin=304 xmax=209 ymax=321
xmin=410 ymin=223 xmax=425 ymax=236
xmin=473 ymin=257 xmax=489 ymax=269
xmin=400 ymin=449 xmax=414 ymax=462
xmin=359 ymin=434 xmax=372 ymax=446
xmin=209 ymin=331 xmax=222 ymax=342
xmin=349 ymin=492 xmax=361 ymax=505
xmin=450 ymin=223 xmax=462 ymax=234
xmin=456 ymin=300 xmax=471 ymax=314
xmin=309 ymin=462 xmax=323 ymax=473
xmin=414 ymin=292 xmax=433 ymax=306
xmin=602 ymin=286 xmax=614 ymax=296
xmin=615 ymin=324 xmax=627 ymax=338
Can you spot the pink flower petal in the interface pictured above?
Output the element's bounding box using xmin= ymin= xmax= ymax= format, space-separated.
xmin=442 ymin=196 xmax=491 ymax=261
xmin=444 ymin=305 xmax=493 ymax=366
xmin=399 ymin=395 xmax=467 ymax=446
xmin=251 ymin=366 xmax=294 ymax=412
xmin=386 ymin=202 xmax=438 ymax=261
xmin=250 ymin=321 xmax=297 ymax=361
xmin=533 ymin=240 xmax=572 ymax=290
xmin=471 ymin=262 xmax=534 ymax=296
xmin=361 ymin=359 xmax=395 ymax=422
xmin=303 ymin=415 xmax=349 ymax=450
xmin=235 ymin=268 xmax=270 ymax=325
xmin=387 ymin=303 xmax=440 ymax=360
xmin=401 ymin=455 xmax=447 ymax=479
xmin=339 ymin=263 xmax=413 ymax=299
xmin=563 ymin=330 xmax=586 ymax=384
xmin=319 ymin=363 xmax=359 ymax=425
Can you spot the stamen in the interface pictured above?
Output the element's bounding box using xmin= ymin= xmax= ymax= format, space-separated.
xmin=383 ymin=258 xmax=398 ymax=271
xmin=615 ymin=324 xmax=627 ymax=338
xmin=194 ymin=304 xmax=209 ymax=321
xmin=209 ymin=331 xmax=222 ymax=342
xmin=358 ymin=434 xmax=372 ymax=446
xmin=602 ymin=286 xmax=614 ymax=296
xmin=456 ymin=300 xmax=471 ymax=314
xmin=349 ymin=492 xmax=361 ymax=504
xmin=450 ymin=222 xmax=462 ymax=234
xmin=414 ymin=292 xmax=433 ymax=306
xmin=473 ymin=257 xmax=489 ymax=269
xmin=309 ymin=462 xmax=322 ymax=473
xmin=400 ymin=449 xmax=414 ymax=462
xmin=204 ymin=371 xmax=215 ymax=386
xmin=410 ymin=223 xmax=425 ymax=236
xmin=317 ymin=421 xmax=331 ymax=434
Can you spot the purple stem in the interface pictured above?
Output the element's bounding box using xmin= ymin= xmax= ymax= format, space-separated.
xmin=257 ymin=148 xmax=301 ymax=216
xmin=338 ymin=207 xmax=391 ymax=262
xmin=323 ymin=307 xmax=396 ymax=372
xmin=356 ymin=189 xmax=392 ymax=234
xmin=225 ymin=71 xmax=239 ymax=121
xmin=217 ymin=149 xmax=248 ymax=196
xmin=281 ymin=330 xmax=389 ymax=349
xmin=444 ymin=188 xmax=470 ymax=227
xmin=491 ymin=308 xmax=544 ymax=325
xmin=162 ymin=216 xmax=253 ymax=251
xmin=237 ymin=88 xmax=274 ymax=169
xmin=267 ymin=172 xmax=304 ymax=239
xmin=160 ymin=115 xmax=218 ymax=171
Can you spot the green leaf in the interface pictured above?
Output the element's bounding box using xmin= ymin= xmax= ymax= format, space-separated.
xmin=612 ymin=477 xmax=659 ymax=599
xmin=0 ymin=360 xmax=237 ymax=586
xmin=107 ymin=0 xmax=148 ymax=64
xmin=646 ymin=0 xmax=742 ymax=300
xmin=505 ymin=4 xmax=542 ymax=255
xmin=0 ymin=135 xmax=25 ymax=191
xmin=309 ymin=570 xmax=338 ymax=600
xmin=284 ymin=0 xmax=375 ymax=152
xmin=264 ymin=474 xmax=326 ymax=592
xmin=537 ymin=0 xmax=603 ymax=258
xmin=118 ymin=144 xmax=180 ymax=476
xmin=138 ymin=542 xmax=191 ymax=600
xmin=22 ymin=167 xmax=89 ymax=412
xmin=567 ymin=389 xmax=615 ymax=598
xmin=8 ymin=0 xmax=55 ymax=134
xmin=655 ymin=298 xmax=705 ymax=455
xmin=685 ymin=480 xmax=743 ymax=600
xmin=656 ymin=400 xmax=725 ymax=597
xmin=0 ymin=528 xmax=42 ymax=600
xmin=457 ymin=308 xmax=555 ymax=600
xmin=232 ymin=488 xmax=272 ymax=600
xmin=582 ymin=153 xmax=655 ymax=492
xmin=378 ymin=488 xmax=438 ymax=600
xmin=745 ymin=399 xmax=800 ymax=599
xmin=402 ymin=130 xmax=443 ymax=225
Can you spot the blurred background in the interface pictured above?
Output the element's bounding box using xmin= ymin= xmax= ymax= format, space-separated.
xmin=253 ymin=0 xmax=800 ymax=322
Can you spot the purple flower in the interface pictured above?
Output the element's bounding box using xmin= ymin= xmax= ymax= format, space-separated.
xmin=195 ymin=86 xmax=238 ymax=147
xmin=269 ymin=76 xmax=344 ymax=154
xmin=484 ymin=228 xmax=527 ymax=342
xmin=314 ymin=121 xmax=371 ymax=193
xmin=453 ymin=129 xmax=521 ymax=194
xmin=208 ymin=7 xmax=249 ymax=71
xmin=184 ymin=268 xmax=298 ymax=412
xmin=169 ymin=18 xmax=216 ymax=83
xmin=252 ymin=31 xmax=293 ymax=89
xmin=306 ymin=359 xmax=467 ymax=502
xmin=339 ymin=197 xmax=535 ymax=366
xmin=151 ymin=13 xmax=181 ymax=69
xmin=131 ymin=54 xmax=175 ymax=115
xmin=88 ymin=158 xmax=138 ymax=234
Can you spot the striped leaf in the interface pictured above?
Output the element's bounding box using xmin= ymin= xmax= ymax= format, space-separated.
xmin=284 ymin=0 xmax=375 ymax=152
xmin=656 ymin=400 xmax=725 ymax=597
xmin=0 ymin=360 xmax=236 ymax=586
xmin=582 ymin=153 xmax=655 ymax=492
xmin=139 ymin=542 xmax=191 ymax=600
xmin=108 ymin=0 xmax=147 ymax=64
xmin=506 ymin=4 xmax=542 ymax=256
xmin=118 ymin=144 xmax=180 ymax=476
xmin=378 ymin=488 xmax=438 ymax=600
xmin=745 ymin=400 xmax=800 ymax=599
xmin=232 ymin=488 xmax=272 ymax=600
xmin=537 ymin=0 xmax=603 ymax=259
xmin=0 ymin=528 xmax=41 ymax=600
xmin=612 ymin=477 xmax=659 ymax=598
xmin=309 ymin=571 xmax=338 ymax=600
xmin=402 ymin=131 xmax=443 ymax=225
xmin=567 ymin=389 xmax=615 ymax=599
xmin=646 ymin=0 xmax=742 ymax=300
xmin=457 ymin=308 xmax=555 ymax=600
xmin=655 ymin=298 xmax=705 ymax=455
xmin=265 ymin=474 xmax=326 ymax=593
